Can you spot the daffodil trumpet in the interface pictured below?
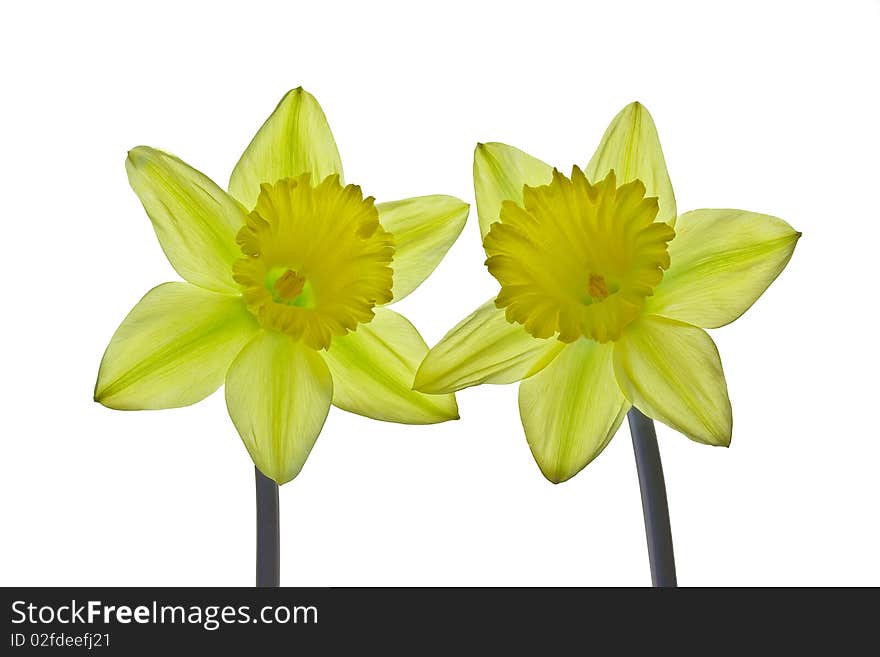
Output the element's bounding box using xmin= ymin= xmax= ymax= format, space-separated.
xmin=415 ymin=102 xmax=799 ymax=586
xmin=94 ymin=88 xmax=467 ymax=585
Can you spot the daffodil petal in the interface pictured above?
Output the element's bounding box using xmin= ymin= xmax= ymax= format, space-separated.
xmin=413 ymin=300 xmax=564 ymax=394
xmin=613 ymin=315 xmax=732 ymax=446
xmin=377 ymin=195 xmax=469 ymax=303
xmin=225 ymin=331 xmax=333 ymax=484
xmin=586 ymin=102 xmax=677 ymax=226
xmin=228 ymin=88 xmax=343 ymax=210
xmin=126 ymin=147 xmax=247 ymax=293
xmin=645 ymin=209 xmax=800 ymax=328
xmin=323 ymin=308 xmax=458 ymax=424
xmin=95 ymin=283 xmax=258 ymax=410
xmin=519 ymin=339 xmax=630 ymax=484
xmin=473 ymin=142 xmax=554 ymax=238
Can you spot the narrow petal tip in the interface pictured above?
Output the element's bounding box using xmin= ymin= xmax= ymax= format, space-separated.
xmin=411 ymin=365 xmax=434 ymax=393
xmin=288 ymin=86 xmax=313 ymax=104
xmin=93 ymin=375 xmax=122 ymax=409
xmin=430 ymin=406 xmax=460 ymax=423
xmin=93 ymin=379 xmax=113 ymax=408
xmin=92 ymin=389 xmax=124 ymax=411
xmin=538 ymin=463 xmax=572 ymax=485
xmin=126 ymin=144 xmax=164 ymax=161
xmin=410 ymin=367 xmax=457 ymax=398
xmin=125 ymin=146 xmax=149 ymax=166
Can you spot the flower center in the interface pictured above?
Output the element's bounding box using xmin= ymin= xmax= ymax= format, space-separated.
xmin=264 ymin=266 xmax=317 ymax=308
xmin=587 ymin=273 xmax=610 ymax=301
xmin=233 ymin=174 xmax=395 ymax=350
xmin=272 ymin=269 xmax=307 ymax=302
xmin=483 ymin=167 xmax=675 ymax=343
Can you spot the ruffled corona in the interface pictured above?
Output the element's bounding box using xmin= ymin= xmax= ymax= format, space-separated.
xmin=483 ymin=167 xmax=675 ymax=343
xmin=233 ymin=174 xmax=394 ymax=350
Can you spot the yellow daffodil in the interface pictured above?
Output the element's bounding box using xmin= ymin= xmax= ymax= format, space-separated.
xmin=95 ymin=88 xmax=467 ymax=484
xmin=415 ymin=102 xmax=799 ymax=484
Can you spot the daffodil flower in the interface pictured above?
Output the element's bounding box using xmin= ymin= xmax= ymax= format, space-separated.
xmin=415 ymin=102 xmax=799 ymax=484
xmin=95 ymin=88 xmax=466 ymax=485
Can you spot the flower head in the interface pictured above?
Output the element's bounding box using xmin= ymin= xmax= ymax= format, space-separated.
xmin=233 ymin=174 xmax=395 ymax=349
xmin=415 ymin=102 xmax=800 ymax=483
xmin=95 ymin=88 xmax=468 ymax=483
xmin=485 ymin=167 xmax=674 ymax=343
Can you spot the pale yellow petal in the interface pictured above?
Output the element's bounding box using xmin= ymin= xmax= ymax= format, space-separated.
xmin=645 ymin=209 xmax=800 ymax=328
xmin=377 ymin=195 xmax=469 ymax=303
xmin=519 ymin=339 xmax=630 ymax=483
xmin=323 ymin=308 xmax=458 ymax=424
xmin=586 ymin=102 xmax=676 ymax=225
xmin=225 ymin=331 xmax=333 ymax=484
xmin=95 ymin=283 xmax=258 ymax=409
xmin=473 ymin=142 xmax=553 ymax=238
xmin=228 ymin=88 xmax=343 ymax=210
xmin=414 ymin=300 xmax=564 ymax=394
xmin=126 ymin=147 xmax=246 ymax=293
xmin=613 ymin=315 xmax=731 ymax=446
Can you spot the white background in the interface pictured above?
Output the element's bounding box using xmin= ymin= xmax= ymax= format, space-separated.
xmin=1 ymin=0 xmax=878 ymax=586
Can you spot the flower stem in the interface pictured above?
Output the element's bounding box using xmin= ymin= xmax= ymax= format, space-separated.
xmin=255 ymin=466 xmax=280 ymax=587
xmin=627 ymin=407 xmax=677 ymax=587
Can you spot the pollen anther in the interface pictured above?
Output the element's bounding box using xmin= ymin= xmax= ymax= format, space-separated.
xmin=587 ymin=273 xmax=610 ymax=301
xmin=273 ymin=269 xmax=306 ymax=302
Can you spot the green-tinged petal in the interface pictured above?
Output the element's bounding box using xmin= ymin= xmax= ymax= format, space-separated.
xmin=414 ymin=300 xmax=564 ymax=394
xmin=95 ymin=283 xmax=258 ymax=410
xmin=228 ymin=88 xmax=343 ymax=210
xmin=613 ymin=315 xmax=732 ymax=446
xmin=126 ymin=147 xmax=247 ymax=293
xmin=586 ymin=102 xmax=677 ymax=225
xmin=645 ymin=209 xmax=800 ymax=328
xmin=323 ymin=308 xmax=458 ymax=424
xmin=473 ymin=142 xmax=553 ymax=238
xmin=519 ymin=339 xmax=630 ymax=484
xmin=225 ymin=331 xmax=333 ymax=484
xmin=377 ymin=195 xmax=469 ymax=303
